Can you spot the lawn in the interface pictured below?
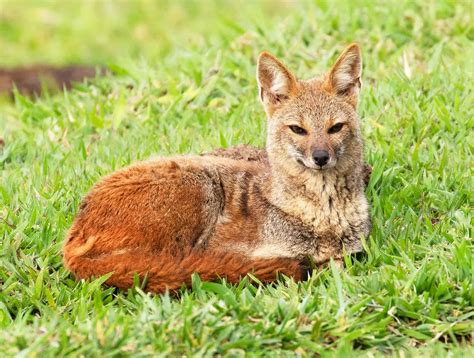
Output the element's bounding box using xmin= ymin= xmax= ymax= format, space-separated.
xmin=0 ymin=0 xmax=473 ymax=356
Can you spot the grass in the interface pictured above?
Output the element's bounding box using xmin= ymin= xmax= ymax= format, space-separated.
xmin=0 ymin=0 xmax=473 ymax=356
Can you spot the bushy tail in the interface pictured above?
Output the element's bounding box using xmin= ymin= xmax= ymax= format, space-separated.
xmin=63 ymin=243 xmax=309 ymax=293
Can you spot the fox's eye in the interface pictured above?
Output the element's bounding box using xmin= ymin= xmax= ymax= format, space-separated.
xmin=289 ymin=125 xmax=307 ymax=135
xmin=328 ymin=123 xmax=344 ymax=134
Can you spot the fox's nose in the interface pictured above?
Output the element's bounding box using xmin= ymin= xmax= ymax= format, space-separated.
xmin=312 ymin=150 xmax=329 ymax=167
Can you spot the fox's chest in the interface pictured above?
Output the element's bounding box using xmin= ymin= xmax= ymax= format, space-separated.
xmin=259 ymin=192 xmax=369 ymax=260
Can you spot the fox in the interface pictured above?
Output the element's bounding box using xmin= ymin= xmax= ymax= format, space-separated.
xmin=63 ymin=44 xmax=371 ymax=293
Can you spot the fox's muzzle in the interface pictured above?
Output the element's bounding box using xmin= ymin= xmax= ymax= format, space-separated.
xmin=312 ymin=150 xmax=330 ymax=167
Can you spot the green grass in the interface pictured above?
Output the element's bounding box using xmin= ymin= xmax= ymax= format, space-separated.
xmin=0 ymin=0 xmax=473 ymax=356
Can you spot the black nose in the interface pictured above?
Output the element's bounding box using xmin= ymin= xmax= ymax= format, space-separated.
xmin=312 ymin=150 xmax=329 ymax=167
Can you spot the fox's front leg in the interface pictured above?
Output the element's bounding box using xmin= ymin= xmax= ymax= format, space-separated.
xmin=315 ymin=258 xmax=344 ymax=269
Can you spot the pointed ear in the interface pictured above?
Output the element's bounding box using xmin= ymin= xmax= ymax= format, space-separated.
xmin=325 ymin=44 xmax=362 ymax=108
xmin=257 ymin=52 xmax=297 ymax=116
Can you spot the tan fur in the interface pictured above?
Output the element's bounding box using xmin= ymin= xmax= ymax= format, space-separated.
xmin=63 ymin=44 xmax=371 ymax=293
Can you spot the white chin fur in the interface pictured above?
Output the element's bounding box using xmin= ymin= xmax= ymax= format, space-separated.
xmin=298 ymin=158 xmax=337 ymax=171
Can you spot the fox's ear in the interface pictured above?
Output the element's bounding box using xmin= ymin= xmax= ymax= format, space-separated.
xmin=325 ymin=44 xmax=362 ymax=108
xmin=257 ymin=52 xmax=297 ymax=116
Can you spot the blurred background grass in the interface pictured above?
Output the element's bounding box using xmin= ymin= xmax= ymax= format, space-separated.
xmin=2 ymin=0 xmax=471 ymax=67
xmin=0 ymin=0 xmax=473 ymax=355
xmin=0 ymin=0 xmax=291 ymax=65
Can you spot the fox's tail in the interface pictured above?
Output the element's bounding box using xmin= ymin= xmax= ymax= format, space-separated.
xmin=63 ymin=241 xmax=310 ymax=293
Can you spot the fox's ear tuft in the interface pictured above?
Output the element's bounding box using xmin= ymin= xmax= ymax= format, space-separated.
xmin=326 ymin=44 xmax=362 ymax=108
xmin=257 ymin=52 xmax=296 ymax=114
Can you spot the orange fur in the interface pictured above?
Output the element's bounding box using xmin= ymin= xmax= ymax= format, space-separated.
xmin=65 ymin=248 xmax=309 ymax=292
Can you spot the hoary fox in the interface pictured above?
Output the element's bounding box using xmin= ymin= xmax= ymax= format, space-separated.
xmin=63 ymin=44 xmax=371 ymax=293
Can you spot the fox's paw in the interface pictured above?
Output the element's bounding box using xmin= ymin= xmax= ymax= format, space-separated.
xmin=363 ymin=164 xmax=372 ymax=186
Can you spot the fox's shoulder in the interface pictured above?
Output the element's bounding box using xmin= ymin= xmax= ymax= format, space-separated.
xmin=202 ymin=145 xmax=269 ymax=164
xmin=101 ymin=153 xmax=264 ymax=183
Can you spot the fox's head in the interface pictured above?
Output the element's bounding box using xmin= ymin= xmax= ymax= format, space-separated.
xmin=257 ymin=44 xmax=364 ymax=176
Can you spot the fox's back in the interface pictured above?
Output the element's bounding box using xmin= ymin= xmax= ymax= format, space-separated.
xmin=63 ymin=156 xmax=268 ymax=262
